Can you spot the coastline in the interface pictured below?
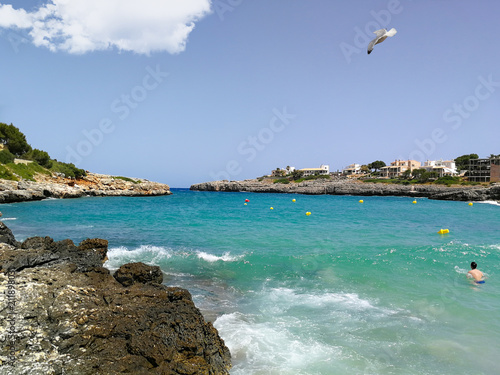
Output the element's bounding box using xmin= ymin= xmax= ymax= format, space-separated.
xmin=0 ymin=172 xmax=172 ymax=204
xmin=190 ymin=178 xmax=500 ymax=202
xmin=0 ymin=222 xmax=231 ymax=373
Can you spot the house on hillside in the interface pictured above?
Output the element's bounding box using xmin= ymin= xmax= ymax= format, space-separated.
xmin=421 ymin=160 xmax=457 ymax=177
xmin=468 ymin=157 xmax=500 ymax=182
xmin=342 ymin=163 xmax=361 ymax=175
xmin=271 ymin=166 xmax=295 ymax=177
xmin=380 ymin=160 xmax=421 ymax=178
xmin=299 ymin=164 xmax=329 ymax=177
xmin=14 ymin=158 xmax=33 ymax=165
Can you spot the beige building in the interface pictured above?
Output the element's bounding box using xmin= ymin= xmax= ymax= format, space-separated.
xmin=381 ymin=160 xmax=421 ymax=178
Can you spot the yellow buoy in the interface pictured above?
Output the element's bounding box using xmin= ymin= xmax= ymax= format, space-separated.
xmin=468 ymin=202 xmax=473 ymax=206
xmin=412 ymin=200 xmax=417 ymax=204
xmin=359 ymin=200 xmax=364 ymax=203
xmin=306 ymin=211 xmax=311 ymax=216
xmin=244 ymin=203 xmax=247 ymax=205
xmin=292 ymin=199 xmax=296 ymax=202
xmin=437 ymin=229 xmax=450 ymax=234
xmin=270 ymin=207 xmax=274 ymax=210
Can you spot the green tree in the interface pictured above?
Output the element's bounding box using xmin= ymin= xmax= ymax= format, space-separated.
xmin=454 ymin=154 xmax=479 ymax=171
xmin=274 ymin=167 xmax=286 ymax=177
xmin=25 ymin=148 xmax=52 ymax=168
xmin=0 ymin=123 xmax=32 ymax=157
xmin=360 ymin=164 xmax=370 ymax=173
xmin=420 ymin=171 xmax=438 ymax=182
xmin=411 ymin=168 xmax=427 ymax=180
xmin=401 ymin=169 xmax=412 ymax=179
xmin=368 ymin=160 xmax=386 ymax=171
xmin=290 ymin=170 xmax=304 ymax=181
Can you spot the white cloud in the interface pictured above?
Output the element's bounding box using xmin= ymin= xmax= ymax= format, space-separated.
xmin=0 ymin=0 xmax=212 ymax=54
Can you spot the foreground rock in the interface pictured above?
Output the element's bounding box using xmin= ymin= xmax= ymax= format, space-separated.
xmin=190 ymin=179 xmax=500 ymax=202
xmin=0 ymin=223 xmax=231 ymax=374
xmin=0 ymin=172 xmax=172 ymax=204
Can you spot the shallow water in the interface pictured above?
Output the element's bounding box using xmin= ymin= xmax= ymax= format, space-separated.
xmin=3 ymin=190 xmax=499 ymax=374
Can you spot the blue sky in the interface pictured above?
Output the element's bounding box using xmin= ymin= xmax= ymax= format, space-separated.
xmin=0 ymin=0 xmax=499 ymax=187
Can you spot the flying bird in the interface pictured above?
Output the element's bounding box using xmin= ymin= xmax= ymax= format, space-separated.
xmin=367 ymin=28 xmax=397 ymax=54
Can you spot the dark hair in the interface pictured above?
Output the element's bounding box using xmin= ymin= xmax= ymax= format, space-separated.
xmin=471 ymin=262 xmax=477 ymax=269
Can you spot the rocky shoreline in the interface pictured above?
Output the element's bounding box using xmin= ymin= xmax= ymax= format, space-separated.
xmin=0 ymin=222 xmax=231 ymax=374
xmin=190 ymin=178 xmax=500 ymax=202
xmin=0 ymin=172 xmax=172 ymax=204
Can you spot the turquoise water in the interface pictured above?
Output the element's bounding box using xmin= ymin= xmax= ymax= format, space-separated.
xmin=2 ymin=190 xmax=500 ymax=375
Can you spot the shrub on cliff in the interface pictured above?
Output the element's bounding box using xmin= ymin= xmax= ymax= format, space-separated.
xmin=435 ymin=176 xmax=460 ymax=186
xmin=0 ymin=149 xmax=15 ymax=164
xmin=6 ymin=162 xmax=51 ymax=181
xmin=273 ymin=178 xmax=290 ymax=184
xmin=22 ymin=148 xmax=53 ymax=168
xmin=0 ymin=164 xmax=16 ymax=180
xmin=50 ymin=160 xmax=87 ymax=178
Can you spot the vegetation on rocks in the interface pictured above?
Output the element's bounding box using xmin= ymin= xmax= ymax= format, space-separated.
xmin=0 ymin=122 xmax=86 ymax=180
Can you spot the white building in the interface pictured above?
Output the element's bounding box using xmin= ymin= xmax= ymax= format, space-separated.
xmin=342 ymin=163 xmax=361 ymax=175
xmin=421 ymin=160 xmax=457 ymax=177
xmin=299 ymin=164 xmax=329 ymax=177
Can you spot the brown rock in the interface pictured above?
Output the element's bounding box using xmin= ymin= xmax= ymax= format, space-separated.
xmin=0 ymin=224 xmax=231 ymax=374
xmin=113 ymin=262 xmax=163 ymax=286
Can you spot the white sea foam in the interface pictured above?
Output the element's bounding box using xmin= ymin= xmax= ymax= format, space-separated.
xmin=478 ymin=200 xmax=500 ymax=206
xmin=454 ymin=265 xmax=468 ymax=275
xmin=265 ymin=287 xmax=377 ymax=312
xmin=105 ymin=245 xmax=173 ymax=269
xmin=196 ymin=251 xmax=244 ymax=263
xmin=214 ymin=312 xmax=342 ymax=374
xmin=0 ymin=217 xmax=17 ymax=221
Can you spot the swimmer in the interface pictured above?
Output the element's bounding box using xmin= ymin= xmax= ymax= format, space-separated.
xmin=467 ymin=262 xmax=485 ymax=284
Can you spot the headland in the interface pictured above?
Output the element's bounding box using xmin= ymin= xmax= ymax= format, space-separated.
xmin=190 ymin=178 xmax=500 ymax=202
xmin=0 ymin=172 xmax=172 ymax=204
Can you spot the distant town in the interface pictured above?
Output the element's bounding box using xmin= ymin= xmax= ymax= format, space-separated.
xmin=270 ymin=154 xmax=500 ymax=183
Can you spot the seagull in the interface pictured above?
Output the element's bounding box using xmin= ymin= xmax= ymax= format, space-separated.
xmin=367 ymin=28 xmax=397 ymax=54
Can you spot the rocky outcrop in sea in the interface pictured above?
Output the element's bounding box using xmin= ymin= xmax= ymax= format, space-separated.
xmin=0 ymin=223 xmax=231 ymax=374
xmin=0 ymin=172 xmax=172 ymax=204
xmin=190 ymin=179 xmax=500 ymax=202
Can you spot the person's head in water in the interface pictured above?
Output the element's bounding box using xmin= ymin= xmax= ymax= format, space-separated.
xmin=471 ymin=262 xmax=478 ymax=269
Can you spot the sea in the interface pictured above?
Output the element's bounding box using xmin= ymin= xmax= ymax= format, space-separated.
xmin=2 ymin=189 xmax=499 ymax=375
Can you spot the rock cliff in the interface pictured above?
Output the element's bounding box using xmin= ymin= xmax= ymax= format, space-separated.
xmin=190 ymin=179 xmax=500 ymax=202
xmin=0 ymin=223 xmax=231 ymax=374
xmin=0 ymin=173 xmax=172 ymax=204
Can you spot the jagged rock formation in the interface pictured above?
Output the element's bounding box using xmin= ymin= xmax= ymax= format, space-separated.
xmin=0 ymin=172 xmax=172 ymax=204
xmin=0 ymin=223 xmax=231 ymax=374
xmin=190 ymin=179 xmax=500 ymax=202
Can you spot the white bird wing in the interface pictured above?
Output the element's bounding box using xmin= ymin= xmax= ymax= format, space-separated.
xmin=385 ymin=28 xmax=397 ymax=37
xmin=373 ymin=29 xmax=388 ymax=37
xmin=367 ymin=28 xmax=397 ymax=54
xmin=367 ymin=37 xmax=379 ymax=54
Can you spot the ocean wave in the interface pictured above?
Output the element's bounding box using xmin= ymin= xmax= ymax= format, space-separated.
xmin=0 ymin=217 xmax=17 ymax=221
xmin=214 ymin=312 xmax=341 ymax=374
xmin=266 ymin=287 xmax=374 ymax=309
xmin=105 ymin=245 xmax=173 ymax=269
xmin=259 ymin=287 xmax=402 ymax=319
xmin=196 ymin=251 xmax=244 ymax=263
